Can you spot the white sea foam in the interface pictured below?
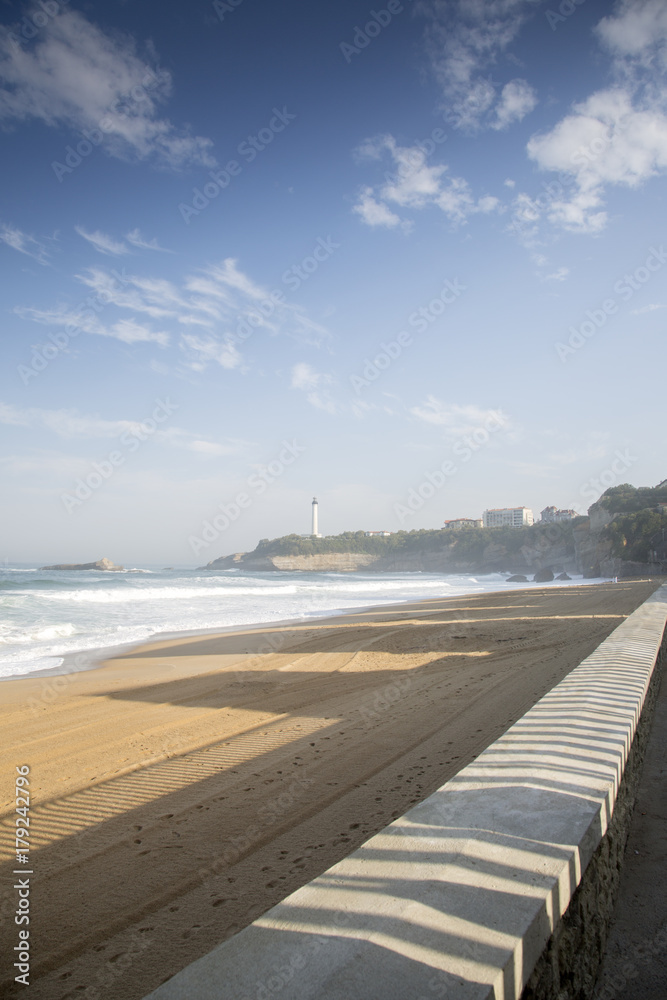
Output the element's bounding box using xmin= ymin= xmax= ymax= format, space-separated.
xmin=0 ymin=566 xmax=602 ymax=680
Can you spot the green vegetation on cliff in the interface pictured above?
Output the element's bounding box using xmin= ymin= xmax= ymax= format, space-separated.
xmin=607 ymin=508 xmax=667 ymax=562
xmin=592 ymin=480 xmax=667 ymax=566
xmin=252 ymin=522 xmax=580 ymax=562
xmin=593 ymin=481 xmax=667 ymax=514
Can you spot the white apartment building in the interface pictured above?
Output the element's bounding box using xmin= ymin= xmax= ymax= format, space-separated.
xmin=482 ymin=506 xmax=534 ymax=528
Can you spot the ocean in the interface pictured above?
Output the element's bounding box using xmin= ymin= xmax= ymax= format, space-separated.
xmin=0 ymin=565 xmax=601 ymax=680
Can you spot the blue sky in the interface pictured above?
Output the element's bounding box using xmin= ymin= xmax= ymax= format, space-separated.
xmin=1 ymin=0 xmax=665 ymax=565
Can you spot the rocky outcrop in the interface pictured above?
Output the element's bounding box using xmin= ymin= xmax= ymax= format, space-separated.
xmin=573 ymin=518 xmax=615 ymax=577
xmin=507 ymin=574 xmax=528 ymax=582
xmin=534 ymin=568 xmax=555 ymax=583
xmin=41 ymin=557 xmax=124 ymax=571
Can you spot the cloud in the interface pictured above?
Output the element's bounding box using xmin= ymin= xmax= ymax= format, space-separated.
xmin=16 ymin=250 xmax=329 ymax=365
xmin=418 ymin=0 xmax=539 ymax=132
xmin=492 ymin=79 xmax=538 ymax=130
xmin=15 ymin=303 xmax=169 ymax=345
xmin=631 ymin=301 xmax=666 ymax=314
xmin=75 ymin=226 xmax=130 ymax=256
xmin=180 ymin=334 xmax=242 ymax=371
xmin=125 ymin=229 xmax=172 ymax=252
xmin=353 ymin=187 xmax=402 ymax=228
xmin=596 ymin=0 xmax=667 ymax=61
xmin=0 ymin=223 xmax=52 ymax=265
xmin=353 ymin=135 xmax=501 ymax=227
xmin=544 ymin=266 xmax=569 ymax=282
xmin=0 ymin=401 xmax=150 ymax=439
xmin=76 ymin=269 xmax=178 ymax=317
xmin=0 ymin=9 xmax=214 ymax=168
xmin=109 ymin=318 xmax=169 ymax=345
xmin=0 ymin=401 xmax=236 ymax=455
xmin=290 ymin=363 xmax=337 ymax=414
xmin=409 ymin=397 xmax=509 ymax=437
xmin=522 ymin=2 xmax=667 ymax=234
xmin=205 ymin=258 xmax=268 ymax=301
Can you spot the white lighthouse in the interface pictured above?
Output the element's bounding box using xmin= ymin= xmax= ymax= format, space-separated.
xmin=311 ymin=497 xmax=321 ymax=537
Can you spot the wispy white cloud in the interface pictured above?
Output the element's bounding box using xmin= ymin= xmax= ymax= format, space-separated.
xmin=631 ymin=301 xmax=666 ymax=314
xmin=353 ymin=187 xmax=402 ymax=228
xmin=125 ymin=229 xmax=172 ymax=252
xmin=15 ymin=302 xmax=169 ymax=345
xmin=418 ymin=0 xmax=539 ymax=132
xmin=492 ymin=79 xmax=538 ymax=130
xmin=180 ymin=334 xmax=242 ymax=371
xmin=76 ymin=269 xmax=178 ymax=317
xmin=110 ymin=318 xmax=169 ymax=346
xmin=0 ymin=223 xmax=52 ymax=265
xmin=353 ymin=135 xmax=501 ymax=228
xmin=409 ymin=397 xmax=509 ymax=437
xmin=205 ymin=258 xmax=268 ymax=301
xmin=0 ymin=9 xmax=215 ymax=168
xmin=75 ymin=226 xmax=130 ymax=256
xmin=0 ymin=400 xmax=238 ymax=456
xmin=0 ymin=401 xmax=149 ymax=438
xmin=544 ymin=266 xmax=569 ymax=282
xmin=290 ymin=363 xmax=337 ymax=414
xmin=16 ymin=249 xmax=329 ymax=365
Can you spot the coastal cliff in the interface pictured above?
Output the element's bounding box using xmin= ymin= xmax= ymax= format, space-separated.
xmin=200 ymin=537 xmax=578 ymax=575
xmin=201 ymin=481 xmax=667 ymax=577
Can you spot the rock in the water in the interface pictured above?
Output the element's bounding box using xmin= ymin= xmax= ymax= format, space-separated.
xmin=533 ymin=568 xmax=555 ymax=582
xmin=507 ymin=574 xmax=528 ymax=582
xmin=556 ymin=572 xmax=572 ymax=580
xmin=41 ymin=557 xmax=124 ymax=571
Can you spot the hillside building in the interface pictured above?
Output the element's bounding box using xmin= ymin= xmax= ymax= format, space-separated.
xmin=443 ymin=518 xmax=483 ymax=529
xmin=539 ymin=506 xmax=578 ymax=523
xmin=483 ymin=507 xmax=534 ymax=528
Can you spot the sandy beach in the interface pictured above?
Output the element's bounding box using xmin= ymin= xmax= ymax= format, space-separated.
xmin=0 ymin=580 xmax=662 ymax=1000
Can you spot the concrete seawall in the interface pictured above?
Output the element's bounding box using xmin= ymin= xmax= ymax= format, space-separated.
xmin=145 ymin=585 xmax=667 ymax=1000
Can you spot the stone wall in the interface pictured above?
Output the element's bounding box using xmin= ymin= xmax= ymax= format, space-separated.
xmin=522 ymin=630 xmax=665 ymax=1000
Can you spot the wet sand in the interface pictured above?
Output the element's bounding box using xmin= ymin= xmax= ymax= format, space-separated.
xmin=0 ymin=580 xmax=661 ymax=999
